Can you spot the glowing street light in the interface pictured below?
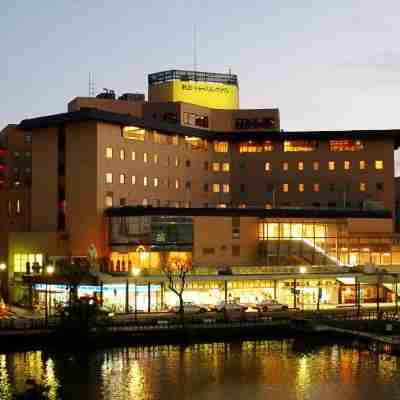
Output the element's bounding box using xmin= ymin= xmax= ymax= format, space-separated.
xmin=45 ymin=264 xmax=55 ymax=327
xmin=46 ymin=265 xmax=55 ymax=275
xmin=0 ymin=263 xmax=6 ymax=272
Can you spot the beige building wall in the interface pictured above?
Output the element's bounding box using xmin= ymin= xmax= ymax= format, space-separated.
xmin=230 ymin=136 xmax=395 ymax=212
xmin=65 ymin=121 xmax=103 ymax=256
xmin=193 ymin=216 xmax=258 ymax=267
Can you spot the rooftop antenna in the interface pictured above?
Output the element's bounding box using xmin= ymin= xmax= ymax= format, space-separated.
xmin=88 ymin=72 xmax=95 ymax=97
xmin=193 ymin=24 xmax=197 ymax=75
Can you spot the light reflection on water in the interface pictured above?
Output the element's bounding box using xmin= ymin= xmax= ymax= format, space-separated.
xmin=1 ymin=340 xmax=400 ymax=400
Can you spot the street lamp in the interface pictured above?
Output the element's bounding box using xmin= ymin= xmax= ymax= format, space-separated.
xmin=44 ymin=264 xmax=54 ymax=327
xmin=131 ymin=267 xmax=140 ymax=321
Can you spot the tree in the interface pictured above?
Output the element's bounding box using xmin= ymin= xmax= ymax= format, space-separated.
xmin=161 ymin=257 xmax=192 ymax=322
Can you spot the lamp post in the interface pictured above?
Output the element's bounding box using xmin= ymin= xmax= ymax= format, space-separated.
xmin=44 ymin=264 xmax=54 ymax=327
xmin=131 ymin=267 xmax=140 ymax=321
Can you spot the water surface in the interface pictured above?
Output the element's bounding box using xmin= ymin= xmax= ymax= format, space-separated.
xmin=1 ymin=339 xmax=400 ymax=399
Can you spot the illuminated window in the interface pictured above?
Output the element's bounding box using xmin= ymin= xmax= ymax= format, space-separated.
xmin=313 ymin=161 xmax=319 ymax=171
xmin=375 ymin=160 xmax=383 ymax=170
xmin=217 ymin=203 xmax=227 ymax=208
xmin=153 ymin=177 xmax=159 ymax=187
xmin=223 ymin=184 xmax=230 ymax=193
xmin=265 ymin=203 xmax=272 ymax=209
xmin=120 ymin=149 xmax=125 ymax=160
xmin=359 ymin=160 xmax=366 ymax=170
xmin=122 ymin=126 xmax=145 ymax=141
xmin=298 ymin=161 xmax=304 ymax=171
xmin=131 ymin=175 xmax=136 ymax=185
xmin=144 ymin=176 xmax=148 ymax=186
xmin=212 ymin=162 xmax=220 ymax=172
xmin=105 ymin=173 xmax=113 ymax=184
xmin=131 ymin=151 xmax=136 ymax=161
xmin=313 ymin=183 xmax=320 ymax=192
xmin=14 ymin=253 xmax=43 ymax=273
xmin=282 ymin=162 xmax=289 ymax=171
xmin=328 ymin=161 xmax=335 ymax=171
xmin=142 ymin=198 xmax=148 ymax=206
xmin=282 ymin=183 xmax=289 ymax=192
xmin=175 ymin=156 xmax=179 ymax=167
xmin=16 ymin=199 xmax=21 ymax=215
xmin=105 ymin=147 xmax=113 ymax=159
xmin=119 ymin=174 xmax=126 ymax=184
xmin=214 ymin=141 xmax=229 ymax=152
xmin=265 ymin=162 xmax=271 ymax=172
xmin=238 ymin=203 xmax=246 ymax=208
xmin=344 ymin=160 xmax=350 ymax=170
xmin=175 ymin=179 xmax=180 ymax=189
xmin=172 ymin=135 xmax=179 ymax=146
xmin=222 ymin=162 xmax=230 ymax=172
xmin=360 ymin=182 xmax=366 ymax=191
xmin=239 ymin=140 xmax=273 ymax=153
xmin=298 ymin=183 xmax=304 ymax=192
xmin=329 ymin=140 xmax=364 ymax=152
xmin=213 ymin=184 xmax=221 ymax=193
xmin=105 ymin=193 xmax=113 ymax=207
xmin=154 ymin=154 xmax=159 ymax=164
xmin=143 ymin=152 xmax=148 ymax=163
xmin=283 ymin=140 xmax=317 ymax=152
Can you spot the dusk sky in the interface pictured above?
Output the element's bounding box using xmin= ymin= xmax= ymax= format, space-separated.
xmin=2 ymin=1 xmax=400 ymax=131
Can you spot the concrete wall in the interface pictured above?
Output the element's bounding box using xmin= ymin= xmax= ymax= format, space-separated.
xmin=193 ymin=216 xmax=258 ymax=267
xmin=65 ymin=121 xmax=101 ymax=256
xmin=31 ymin=127 xmax=58 ymax=231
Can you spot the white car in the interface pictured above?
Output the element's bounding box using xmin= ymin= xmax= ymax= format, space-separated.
xmin=169 ymin=302 xmax=207 ymax=314
xmin=215 ymin=301 xmax=246 ymax=312
xmin=255 ymin=300 xmax=289 ymax=312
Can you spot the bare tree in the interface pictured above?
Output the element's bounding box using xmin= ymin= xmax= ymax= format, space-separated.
xmin=161 ymin=257 xmax=192 ymax=322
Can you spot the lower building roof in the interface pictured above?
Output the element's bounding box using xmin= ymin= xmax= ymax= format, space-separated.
xmin=18 ymin=108 xmax=400 ymax=146
xmin=104 ymin=206 xmax=392 ymax=219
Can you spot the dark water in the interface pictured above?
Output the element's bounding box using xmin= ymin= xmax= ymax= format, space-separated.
xmin=1 ymin=339 xmax=400 ymax=400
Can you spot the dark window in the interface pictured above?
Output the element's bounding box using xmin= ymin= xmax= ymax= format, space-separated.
xmin=239 ymin=161 xmax=246 ymax=170
xmin=328 ymin=202 xmax=336 ymax=208
xmin=185 ymin=181 xmax=191 ymax=191
xmin=204 ymin=161 xmax=209 ymax=170
xmin=329 ymin=184 xmax=335 ymax=192
xmin=240 ymin=184 xmax=246 ymax=193
xmin=312 ymin=202 xmax=320 ymax=208
xmin=204 ymin=203 xmax=209 ymax=208
xmin=203 ymin=248 xmax=215 ymax=255
xmin=120 ymin=198 xmax=126 ymax=206
xmin=185 ymin=160 xmax=191 ymax=167
xmin=24 ymin=133 xmax=32 ymax=144
xmin=345 ymin=201 xmax=352 ymax=208
xmin=203 ymin=183 xmax=209 ymax=192
xmin=232 ymin=245 xmax=241 ymax=257
xmin=232 ymin=217 xmax=240 ymax=239
xmin=376 ymin=182 xmax=384 ymax=191
xmin=266 ymin=183 xmax=274 ymax=192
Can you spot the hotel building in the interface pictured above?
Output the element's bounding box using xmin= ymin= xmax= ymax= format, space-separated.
xmin=1 ymin=69 xmax=400 ymax=311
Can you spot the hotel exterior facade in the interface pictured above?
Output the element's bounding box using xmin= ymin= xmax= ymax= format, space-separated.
xmin=1 ymin=69 xmax=400 ymax=312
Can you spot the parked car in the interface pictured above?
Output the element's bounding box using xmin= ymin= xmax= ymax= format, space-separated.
xmin=255 ymin=300 xmax=289 ymax=312
xmin=169 ymin=302 xmax=207 ymax=314
xmin=214 ymin=301 xmax=247 ymax=312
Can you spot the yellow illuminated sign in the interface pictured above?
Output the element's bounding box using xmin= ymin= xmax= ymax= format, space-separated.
xmin=149 ymin=80 xmax=239 ymax=109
